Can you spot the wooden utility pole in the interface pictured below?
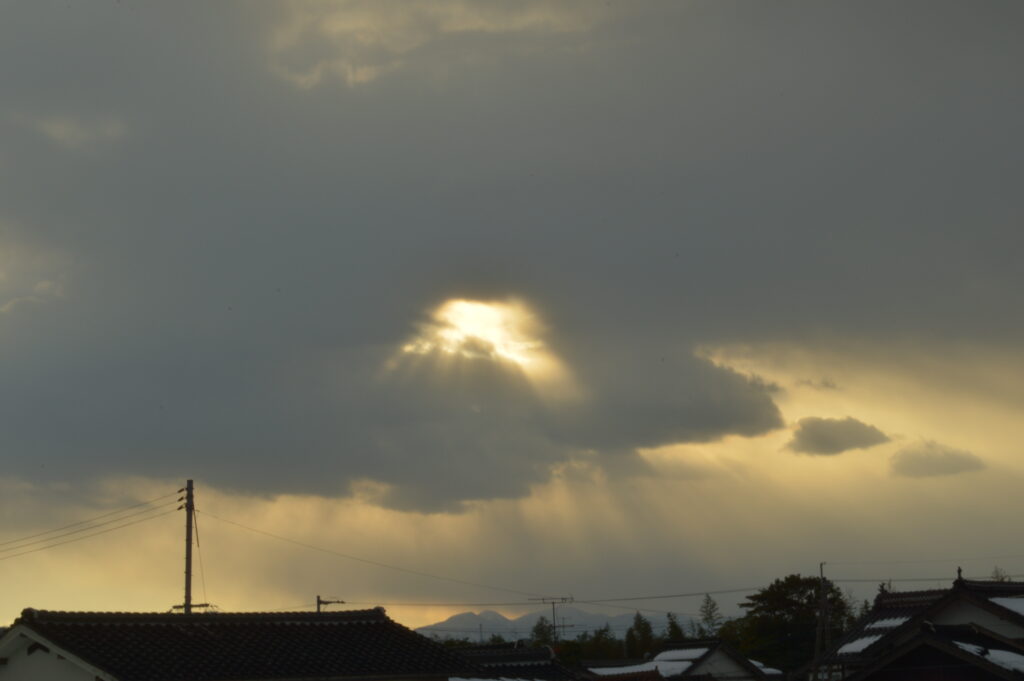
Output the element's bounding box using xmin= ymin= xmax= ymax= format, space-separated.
xmin=529 ymin=596 xmax=573 ymax=644
xmin=812 ymin=561 xmax=827 ymax=681
xmin=183 ymin=479 xmax=194 ymax=615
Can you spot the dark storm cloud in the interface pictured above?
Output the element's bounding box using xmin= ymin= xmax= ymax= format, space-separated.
xmin=890 ymin=441 xmax=986 ymax=478
xmin=787 ymin=417 xmax=889 ymax=455
xmin=2 ymin=1 xmax=1023 ymax=509
xmin=550 ymin=345 xmax=782 ymax=451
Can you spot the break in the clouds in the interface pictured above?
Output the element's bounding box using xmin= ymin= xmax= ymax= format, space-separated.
xmin=787 ymin=417 xmax=889 ymax=455
xmin=890 ymin=441 xmax=986 ymax=478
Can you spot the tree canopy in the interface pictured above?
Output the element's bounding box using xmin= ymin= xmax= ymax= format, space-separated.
xmin=717 ymin=574 xmax=854 ymax=673
xmin=531 ymin=615 xmax=554 ymax=646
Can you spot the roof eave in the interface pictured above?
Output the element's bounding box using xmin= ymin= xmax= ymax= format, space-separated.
xmin=0 ymin=623 xmax=119 ymax=681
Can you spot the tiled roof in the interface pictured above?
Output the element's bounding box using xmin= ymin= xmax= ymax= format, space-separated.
xmin=477 ymin=660 xmax=581 ymax=681
xmin=822 ymin=579 xmax=1024 ymax=667
xmin=457 ymin=642 xmax=582 ymax=681
xmin=13 ymin=607 xmax=482 ymax=681
xmin=460 ymin=642 xmax=554 ymax=666
xmin=844 ymin=624 xmax=1024 ymax=681
xmin=581 ymin=670 xmax=662 ymax=681
xmin=872 ymin=588 xmax=947 ymax=613
xmin=958 ymin=580 xmax=1024 ymax=597
xmin=588 ymin=641 xmax=768 ymax=679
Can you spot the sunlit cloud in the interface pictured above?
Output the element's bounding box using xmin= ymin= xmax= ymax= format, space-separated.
xmin=891 ymin=441 xmax=985 ymax=478
xmin=270 ymin=0 xmax=612 ymax=87
xmin=0 ymin=232 xmax=68 ymax=315
xmin=702 ymin=341 xmax=1023 ymax=477
xmin=25 ymin=115 xmax=125 ymax=149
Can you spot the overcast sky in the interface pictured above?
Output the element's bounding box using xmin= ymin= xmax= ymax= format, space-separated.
xmin=2 ymin=0 xmax=1023 ymax=629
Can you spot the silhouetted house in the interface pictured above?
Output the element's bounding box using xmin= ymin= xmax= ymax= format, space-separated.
xmin=588 ymin=640 xmax=780 ymax=680
xmin=844 ymin=623 xmax=1024 ymax=681
xmin=0 ymin=607 xmax=484 ymax=681
xmin=809 ymin=578 xmax=1024 ymax=680
xmin=456 ymin=642 xmax=583 ymax=681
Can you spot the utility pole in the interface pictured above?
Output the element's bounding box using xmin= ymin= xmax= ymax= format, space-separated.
xmin=171 ymin=483 xmax=208 ymax=615
xmin=316 ymin=595 xmax=345 ymax=613
xmin=529 ymin=596 xmax=573 ymax=644
xmin=559 ymin=616 xmax=574 ymax=641
xmin=812 ymin=561 xmax=827 ymax=681
xmin=183 ymin=480 xmax=194 ymax=615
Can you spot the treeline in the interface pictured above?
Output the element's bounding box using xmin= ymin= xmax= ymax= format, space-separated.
xmin=440 ymin=574 xmax=870 ymax=673
xmin=441 ymin=593 xmax=727 ymax=664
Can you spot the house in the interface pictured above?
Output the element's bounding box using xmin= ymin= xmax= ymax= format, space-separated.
xmin=456 ymin=641 xmax=582 ymax=681
xmin=587 ymin=640 xmax=781 ymax=680
xmin=810 ymin=577 xmax=1024 ymax=680
xmin=844 ymin=623 xmax=1024 ymax=681
xmin=0 ymin=607 xmax=484 ymax=681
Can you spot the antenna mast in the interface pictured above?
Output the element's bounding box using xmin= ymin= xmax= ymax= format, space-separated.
xmin=317 ymin=595 xmax=345 ymax=613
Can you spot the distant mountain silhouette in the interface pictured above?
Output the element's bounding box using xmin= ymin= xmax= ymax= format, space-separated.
xmin=416 ymin=606 xmax=696 ymax=641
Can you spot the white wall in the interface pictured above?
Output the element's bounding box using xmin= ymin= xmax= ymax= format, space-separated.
xmin=0 ymin=644 xmax=98 ymax=681
xmin=691 ymin=649 xmax=760 ymax=681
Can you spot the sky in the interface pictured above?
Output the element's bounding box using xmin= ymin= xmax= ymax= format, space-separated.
xmin=2 ymin=0 xmax=1024 ymax=630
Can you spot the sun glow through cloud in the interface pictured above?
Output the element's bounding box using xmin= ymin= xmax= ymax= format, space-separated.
xmin=402 ymin=299 xmax=540 ymax=366
xmin=394 ymin=298 xmax=577 ymax=398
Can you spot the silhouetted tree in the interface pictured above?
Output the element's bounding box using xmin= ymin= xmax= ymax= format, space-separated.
xmin=697 ymin=594 xmax=724 ymax=636
xmin=666 ymin=612 xmax=686 ymax=641
xmin=532 ymin=615 xmax=554 ymax=645
xmin=438 ymin=636 xmax=473 ymax=648
xmin=717 ymin=574 xmax=853 ymax=673
xmin=579 ymin=624 xmax=623 ymax=659
xmin=625 ymin=612 xmax=654 ymax=658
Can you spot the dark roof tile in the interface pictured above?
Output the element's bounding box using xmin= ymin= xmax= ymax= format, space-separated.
xmin=14 ymin=608 xmax=482 ymax=681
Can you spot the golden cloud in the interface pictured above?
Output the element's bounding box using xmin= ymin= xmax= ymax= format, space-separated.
xmin=270 ymin=0 xmax=612 ymax=87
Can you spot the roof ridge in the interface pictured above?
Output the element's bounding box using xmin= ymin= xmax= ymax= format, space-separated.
xmin=18 ymin=607 xmax=390 ymax=624
xmin=13 ymin=606 xmax=483 ymax=681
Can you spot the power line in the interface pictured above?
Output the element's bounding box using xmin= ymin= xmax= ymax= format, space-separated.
xmin=576 ymin=599 xmax=691 ymax=617
xmin=579 ymin=587 xmax=761 ymax=603
xmin=193 ymin=507 xmax=209 ymax=606
xmin=264 ymin=603 xmax=317 ymax=612
xmin=0 ymin=491 xmax=180 ymax=549
xmin=336 ymin=598 xmax=696 ymax=619
xmin=345 ymin=575 xmax=1001 ymax=611
xmin=184 ymin=508 xmax=1023 ymax=614
xmin=197 ymin=510 xmax=542 ymax=599
xmin=423 ymin=622 xmax=689 ymax=635
xmin=0 ymin=508 xmax=179 ymax=562
xmin=0 ymin=501 xmax=180 ymax=555
xmin=832 ymin=574 xmax=1024 ymax=584
xmin=828 ymin=554 xmax=1024 ymax=566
